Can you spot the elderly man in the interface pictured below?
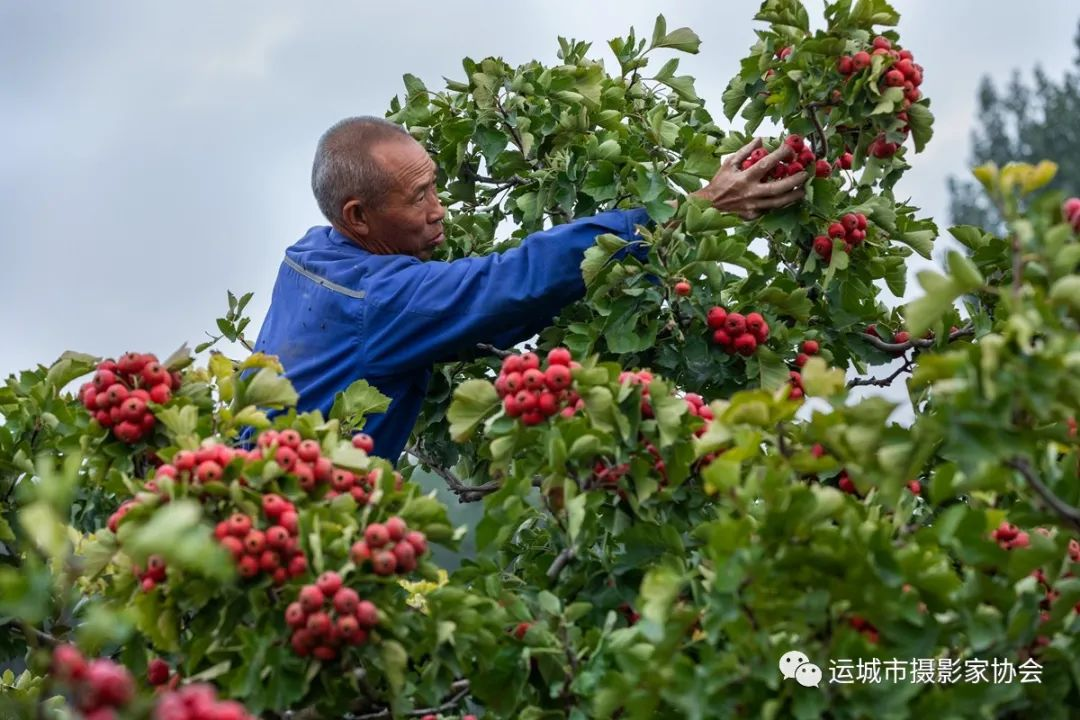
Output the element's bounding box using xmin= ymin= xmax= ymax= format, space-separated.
xmin=251 ymin=117 xmax=805 ymax=463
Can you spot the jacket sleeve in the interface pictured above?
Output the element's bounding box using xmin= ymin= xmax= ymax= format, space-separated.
xmin=362 ymin=208 xmax=651 ymax=375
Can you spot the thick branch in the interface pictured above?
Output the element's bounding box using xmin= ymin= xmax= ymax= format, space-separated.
xmin=805 ymin=105 xmax=827 ymax=159
xmin=847 ymin=355 xmax=915 ymax=389
xmin=547 ymin=547 xmax=575 ymax=582
xmin=1005 ymin=457 xmax=1080 ymax=533
xmin=405 ymin=445 xmax=498 ymax=502
xmin=861 ymin=324 xmax=975 ymax=354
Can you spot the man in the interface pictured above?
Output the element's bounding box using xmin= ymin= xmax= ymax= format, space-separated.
xmin=251 ymin=117 xmax=805 ymax=463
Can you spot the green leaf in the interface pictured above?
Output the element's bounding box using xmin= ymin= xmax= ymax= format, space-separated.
xmin=800 ymin=357 xmax=846 ymax=397
xmin=1049 ymin=276 xmax=1080 ymax=316
xmin=379 ymin=640 xmax=408 ymax=693
xmin=896 ymin=229 xmax=935 ymax=260
xmin=651 ymin=27 xmax=701 ymax=54
xmin=329 ymin=379 xmax=392 ymax=430
xmin=242 ymin=368 xmax=299 ymax=409
xmin=755 ymin=346 xmax=790 ymax=391
xmin=946 ymin=250 xmax=984 ymax=291
xmin=904 ymin=271 xmax=961 ymax=338
xmin=906 ymin=102 xmax=934 ymax=152
xmin=447 ymin=380 xmax=500 ymax=441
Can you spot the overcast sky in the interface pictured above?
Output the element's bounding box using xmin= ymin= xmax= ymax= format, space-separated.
xmin=3 ymin=1 xmax=1077 ymax=418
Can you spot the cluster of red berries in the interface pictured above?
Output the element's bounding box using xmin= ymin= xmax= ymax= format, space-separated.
xmin=684 ymin=392 xmax=714 ymax=435
xmin=741 ymin=134 xmax=831 ymax=180
xmin=1064 ymin=198 xmax=1080 ymax=233
xmin=848 ymin=615 xmax=880 ymax=644
xmin=992 ymin=521 xmax=1031 ymax=551
xmin=51 ymin=645 xmax=135 ymax=719
xmin=787 ymin=370 xmax=805 ymax=401
xmin=285 ymin=571 xmax=378 ymax=661
xmin=706 ymin=306 xmax=770 ymax=356
xmin=618 ymin=369 xmax=659 ymax=418
xmin=154 ymin=683 xmax=255 ymax=720
xmin=813 ymin=213 xmax=868 ymax=262
xmin=213 ymin=494 xmax=307 ymax=586
xmin=350 ymin=516 xmax=428 ymax=576
xmin=837 ymin=37 xmax=925 ymax=157
xmin=78 ymin=353 xmax=181 ymax=444
xmin=494 ymin=348 xmax=581 ymax=425
xmin=134 ymin=555 xmax=168 ymax=593
xmin=794 ymin=339 xmax=820 ymax=368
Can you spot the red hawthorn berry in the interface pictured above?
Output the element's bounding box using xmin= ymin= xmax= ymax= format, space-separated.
xmin=733 ymin=333 xmax=758 ymax=356
xmin=277 ymin=429 xmax=301 ymax=449
xmin=296 ymin=439 xmax=321 ymax=462
xmin=828 ymin=222 xmax=846 ymax=239
xmin=503 ymin=393 xmax=523 ymax=417
xmin=838 ymin=152 xmax=853 ymax=169
xmin=219 ymin=536 xmax=244 ymax=559
xmin=712 ymin=329 xmax=733 ymax=350
xmin=364 ymin=523 xmax=390 ymax=549
xmin=113 ymin=420 xmax=142 ymax=443
xmin=336 ymin=614 xmax=360 ymax=640
xmin=837 ymin=55 xmax=854 ymax=74
xmin=893 ymin=331 xmax=911 ymax=345
xmin=259 ymin=550 xmax=280 ymax=572
xmin=786 ymin=161 xmax=804 ymax=176
xmin=52 ymin=644 xmax=87 ymax=682
xmin=745 ymin=312 xmax=765 ymax=334
xmin=864 ymin=324 xmax=880 ymax=338
xmin=546 ymin=347 xmax=572 ymax=366
xmin=813 ymin=235 xmax=833 ymax=259
xmin=884 ymin=69 xmax=905 ymax=87
xmin=331 ymin=468 xmax=355 ymax=492
xmin=354 ymin=600 xmax=380 ymax=631
xmin=513 ymin=621 xmax=531 ymax=640
xmin=243 ymin=530 xmax=266 ymax=555
xmin=392 ymin=541 xmax=417 ymax=572
xmin=520 ymin=351 xmax=541 ymax=370
xmin=873 ymin=35 xmax=892 ymax=50
xmin=147 ymin=658 xmax=170 ymax=686
xmin=777 ymin=45 xmax=792 ymax=60
xmin=784 ymin=134 xmax=804 ymax=152
xmin=384 ymin=516 xmax=407 ymax=542
xmin=811 ymin=443 xmax=826 ymax=458
xmin=196 ymin=460 xmax=223 ymax=484
xmin=313 ymin=456 xmax=333 ymax=483
xmin=522 ymin=368 xmax=546 ymax=391
xmin=306 ymin=611 xmax=332 ymax=638
xmin=706 ymin=306 xmax=728 ymax=329
xmin=795 ymin=353 xmax=810 ymax=367
xmin=279 ymin=510 xmax=299 ymax=535
xmin=907 ymin=480 xmax=922 ymax=494
xmin=724 ymin=312 xmax=746 ymax=336
xmin=503 ymin=371 xmax=525 ymax=395
xmin=351 ymin=433 xmax=375 ymax=453
xmin=215 ymin=521 xmax=230 ymax=540
xmin=798 ymin=147 xmax=816 ymax=166
xmin=288 ymin=554 xmax=308 ymax=577
xmin=545 ymin=364 xmax=572 ymax=391
xmin=674 ymin=280 xmax=692 ymax=296
xmin=262 ymin=493 xmax=287 ymax=519
xmin=350 ymin=485 xmax=369 ymax=504
xmin=299 ymin=585 xmax=325 ymax=613
xmin=329 ymin=588 xmax=359 ymax=616
xmin=274 ymin=446 xmax=298 ymax=471
xmin=753 ymin=322 xmax=770 ymax=343
xmin=371 ymin=550 xmax=397 ymax=576
xmin=294 ymin=461 xmax=317 ymax=491
xmin=227 ymin=513 xmax=252 ymax=538
xmin=815 ymin=159 xmax=832 ymax=177
xmin=801 ymin=340 xmax=819 ymax=355
xmin=173 ymin=450 xmax=196 ymax=472
xmin=285 ymin=602 xmax=307 ymax=628
xmin=852 ymin=51 xmax=871 ymax=70
xmin=291 ymin=629 xmax=315 ymax=656
xmin=237 ymin=555 xmax=260 ymax=579
xmin=351 ymin=540 xmax=371 ymax=565
xmin=312 ymin=645 xmax=337 ymax=662
xmin=405 ymin=531 xmax=428 ymax=556
xmin=515 ymin=389 xmax=538 ymax=413
xmin=838 ymin=473 xmax=857 ymax=495
xmin=502 ymin=354 xmax=524 ymax=374
xmin=316 ymin=571 xmax=342 ymax=596
xmin=789 ymin=387 xmax=804 ymax=400
xmin=86 ymin=658 xmax=135 ymax=707
xmin=537 ymin=391 xmax=559 ymax=416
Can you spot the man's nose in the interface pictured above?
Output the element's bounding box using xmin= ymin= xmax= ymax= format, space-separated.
xmin=429 ymin=199 xmax=446 ymax=224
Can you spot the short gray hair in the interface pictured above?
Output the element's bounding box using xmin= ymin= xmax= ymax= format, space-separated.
xmin=311 ymin=116 xmax=411 ymax=225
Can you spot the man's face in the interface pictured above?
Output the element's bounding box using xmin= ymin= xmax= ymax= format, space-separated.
xmin=361 ymin=137 xmax=446 ymax=260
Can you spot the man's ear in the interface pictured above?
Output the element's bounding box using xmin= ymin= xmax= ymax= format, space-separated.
xmin=341 ymin=199 xmax=368 ymax=237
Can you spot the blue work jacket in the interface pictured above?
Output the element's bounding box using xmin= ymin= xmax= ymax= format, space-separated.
xmin=251 ymin=207 xmax=652 ymax=463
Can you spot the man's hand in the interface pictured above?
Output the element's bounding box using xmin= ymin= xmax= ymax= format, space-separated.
xmin=692 ymin=138 xmax=808 ymax=220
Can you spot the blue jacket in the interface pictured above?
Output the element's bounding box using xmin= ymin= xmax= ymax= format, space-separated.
xmin=251 ymin=207 xmax=652 ymax=463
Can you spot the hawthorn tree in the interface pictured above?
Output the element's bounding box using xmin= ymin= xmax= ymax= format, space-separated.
xmin=3 ymin=1 xmax=1080 ymax=718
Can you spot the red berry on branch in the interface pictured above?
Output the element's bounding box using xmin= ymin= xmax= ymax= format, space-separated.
xmin=813 ymin=235 xmax=833 ymax=260
xmin=546 ymin=347 xmax=572 ymax=366
xmin=837 ymin=55 xmax=854 ymax=74
xmin=364 ymin=523 xmax=390 ymax=549
xmin=405 ymin=530 xmax=428 ymax=556
xmin=147 ymin=658 xmax=170 ymax=686
xmin=733 ymin=333 xmax=758 ymax=356
xmin=706 ymin=306 xmax=728 ymax=329
xmin=801 ymin=340 xmax=819 ymax=355
xmin=724 ymin=313 xmax=747 ymax=336
xmin=545 ymin=364 xmax=572 ymax=392
xmin=298 ymin=585 xmax=325 ymax=613
xmin=828 ymin=222 xmax=846 ymax=239
xmin=285 ymin=602 xmax=307 ymax=628
xmin=316 ymin=571 xmax=342 ymax=597
xmin=815 ymin=159 xmax=832 ymax=177
xmin=371 ymin=550 xmax=397 ymax=576
xmin=795 ymin=353 xmax=810 ymax=367
xmin=674 ymin=280 xmax=692 ymax=296
xmin=852 ymin=51 xmax=871 ymax=70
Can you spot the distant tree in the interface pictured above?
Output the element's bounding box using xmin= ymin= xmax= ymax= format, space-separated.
xmin=948 ymin=21 xmax=1080 ymax=228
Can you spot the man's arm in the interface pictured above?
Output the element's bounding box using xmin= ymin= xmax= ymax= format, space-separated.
xmin=362 ymin=208 xmax=651 ymax=376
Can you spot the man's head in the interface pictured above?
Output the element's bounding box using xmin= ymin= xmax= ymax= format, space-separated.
xmin=311 ymin=117 xmax=446 ymax=260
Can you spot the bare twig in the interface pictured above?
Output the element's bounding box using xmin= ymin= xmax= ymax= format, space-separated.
xmin=847 ymin=355 xmax=915 ymax=389
xmin=405 ymin=445 xmax=497 ymax=502
xmin=353 ymin=680 xmax=471 ymax=720
xmin=547 ymin=547 xmax=576 ymax=582
xmin=805 ymin=105 xmax=828 ymax=159
xmin=475 ymin=343 xmax=512 ymax=359
xmin=1005 ymin=457 xmax=1080 ymax=533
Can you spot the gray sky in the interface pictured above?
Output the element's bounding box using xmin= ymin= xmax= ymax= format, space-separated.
xmin=3 ymin=0 xmax=1077 ymax=400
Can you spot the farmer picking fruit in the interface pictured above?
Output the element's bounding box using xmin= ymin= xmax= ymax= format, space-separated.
xmin=250 ymin=118 xmax=807 ymax=462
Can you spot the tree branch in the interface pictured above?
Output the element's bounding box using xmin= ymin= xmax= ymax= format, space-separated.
xmin=847 ymin=355 xmax=915 ymax=389
xmin=547 ymin=547 xmax=575 ymax=582
xmin=475 ymin=343 xmax=512 ymax=359
xmin=1005 ymin=457 xmax=1080 ymax=533
xmin=352 ymin=680 xmax=472 ymax=720
xmin=805 ymin=105 xmax=828 ymax=159
xmin=861 ymin=324 xmax=975 ymax=354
